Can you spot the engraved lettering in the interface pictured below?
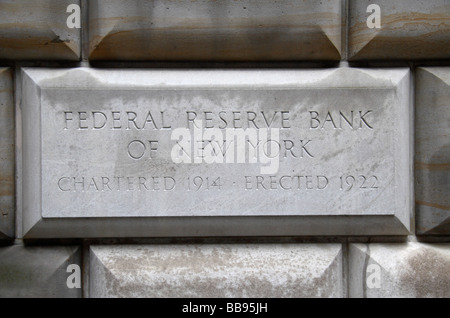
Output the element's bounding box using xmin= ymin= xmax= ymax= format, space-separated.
xmin=64 ymin=111 xmax=73 ymax=130
xmin=93 ymin=111 xmax=107 ymax=129
xmin=247 ymin=111 xmax=258 ymax=129
xmin=126 ymin=111 xmax=139 ymax=130
xmin=359 ymin=111 xmax=373 ymax=129
xmin=300 ymin=140 xmax=314 ymax=158
xmin=112 ymin=111 xmax=121 ymax=130
xmin=127 ymin=140 xmax=146 ymax=160
xmin=143 ymin=111 xmax=158 ymax=130
xmin=281 ymin=111 xmax=291 ymax=128
xmin=78 ymin=112 xmax=88 ymax=130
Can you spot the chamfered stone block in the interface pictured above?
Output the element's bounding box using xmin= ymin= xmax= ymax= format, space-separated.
xmin=349 ymin=0 xmax=450 ymax=60
xmin=349 ymin=243 xmax=450 ymax=298
xmin=20 ymin=67 xmax=411 ymax=238
xmin=0 ymin=245 xmax=81 ymax=297
xmin=0 ymin=0 xmax=80 ymax=61
xmin=415 ymin=67 xmax=450 ymax=235
xmin=89 ymin=0 xmax=343 ymax=61
xmin=0 ymin=68 xmax=14 ymax=240
xmin=90 ymin=244 xmax=344 ymax=298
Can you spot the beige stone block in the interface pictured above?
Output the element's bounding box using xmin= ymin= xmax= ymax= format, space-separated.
xmin=349 ymin=0 xmax=450 ymax=60
xmin=415 ymin=67 xmax=450 ymax=234
xmin=0 ymin=0 xmax=80 ymax=60
xmin=349 ymin=243 xmax=450 ymax=298
xmin=90 ymin=244 xmax=344 ymax=298
xmin=89 ymin=0 xmax=343 ymax=61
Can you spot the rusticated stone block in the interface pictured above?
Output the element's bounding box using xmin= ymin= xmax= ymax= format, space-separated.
xmin=415 ymin=67 xmax=450 ymax=235
xmin=0 ymin=245 xmax=81 ymax=297
xmin=349 ymin=0 xmax=450 ymax=60
xmin=19 ymin=67 xmax=412 ymax=238
xmin=90 ymin=244 xmax=344 ymax=298
xmin=89 ymin=0 xmax=343 ymax=61
xmin=0 ymin=68 xmax=14 ymax=240
xmin=349 ymin=243 xmax=450 ymax=298
xmin=0 ymin=0 xmax=80 ymax=61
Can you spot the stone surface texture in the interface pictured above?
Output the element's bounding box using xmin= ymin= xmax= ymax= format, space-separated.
xmin=415 ymin=67 xmax=450 ymax=235
xmin=19 ymin=67 xmax=411 ymax=238
xmin=90 ymin=244 xmax=344 ymax=298
xmin=0 ymin=245 xmax=81 ymax=298
xmin=89 ymin=0 xmax=343 ymax=61
xmin=349 ymin=0 xmax=450 ymax=60
xmin=0 ymin=68 xmax=14 ymax=240
xmin=349 ymin=243 xmax=450 ymax=298
xmin=0 ymin=0 xmax=80 ymax=60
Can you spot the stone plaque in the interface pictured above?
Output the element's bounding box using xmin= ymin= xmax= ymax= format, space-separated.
xmin=0 ymin=0 xmax=80 ymax=61
xmin=90 ymin=244 xmax=344 ymax=298
xmin=349 ymin=243 xmax=450 ymax=298
xmin=415 ymin=67 xmax=450 ymax=235
xmin=20 ymin=67 xmax=411 ymax=238
xmin=0 ymin=68 xmax=14 ymax=240
xmin=349 ymin=0 xmax=450 ymax=60
xmin=89 ymin=0 xmax=343 ymax=61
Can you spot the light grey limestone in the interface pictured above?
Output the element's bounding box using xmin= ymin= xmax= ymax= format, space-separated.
xmin=0 ymin=0 xmax=80 ymax=60
xmin=0 ymin=68 xmax=14 ymax=240
xmin=349 ymin=0 xmax=450 ymax=60
xmin=0 ymin=244 xmax=81 ymax=298
xmin=90 ymin=244 xmax=344 ymax=298
xmin=20 ymin=67 xmax=411 ymax=238
xmin=415 ymin=67 xmax=450 ymax=235
xmin=89 ymin=0 xmax=343 ymax=61
xmin=349 ymin=243 xmax=450 ymax=298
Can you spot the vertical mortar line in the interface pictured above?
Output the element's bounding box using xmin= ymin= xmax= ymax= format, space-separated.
xmin=342 ymin=238 xmax=349 ymax=298
xmin=82 ymin=239 xmax=90 ymax=298
xmin=342 ymin=0 xmax=349 ymax=61
xmin=81 ymin=0 xmax=89 ymax=62
xmin=14 ymin=63 xmax=22 ymax=240
xmin=362 ymin=241 xmax=371 ymax=298
xmin=410 ymin=61 xmax=416 ymax=237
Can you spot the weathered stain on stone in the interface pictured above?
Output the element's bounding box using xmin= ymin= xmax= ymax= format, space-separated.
xmin=88 ymin=1 xmax=342 ymax=61
xmin=399 ymin=246 xmax=450 ymax=298
xmin=415 ymin=201 xmax=450 ymax=211
xmin=91 ymin=245 xmax=343 ymax=298
xmin=415 ymin=67 xmax=450 ymax=234
xmin=349 ymin=5 xmax=450 ymax=60
xmin=0 ymin=0 xmax=80 ymax=60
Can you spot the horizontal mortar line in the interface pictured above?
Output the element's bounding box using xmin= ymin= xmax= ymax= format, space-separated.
xmin=39 ymin=87 xmax=397 ymax=91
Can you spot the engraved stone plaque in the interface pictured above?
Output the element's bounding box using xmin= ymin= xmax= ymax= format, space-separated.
xmin=0 ymin=0 xmax=81 ymax=61
xmin=0 ymin=68 xmax=14 ymax=240
xmin=89 ymin=0 xmax=343 ymax=61
xmin=20 ymin=68 xmax=411 ymax=238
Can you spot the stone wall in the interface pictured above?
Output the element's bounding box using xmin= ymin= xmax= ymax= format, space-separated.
xmin=0 ymin=0 xmax=449 ymax=298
